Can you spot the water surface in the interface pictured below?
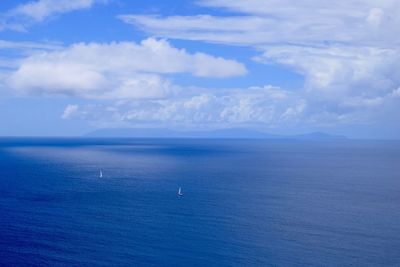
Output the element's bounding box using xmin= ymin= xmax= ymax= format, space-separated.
xmin=0 ymin=138 xmax=399 ymax=266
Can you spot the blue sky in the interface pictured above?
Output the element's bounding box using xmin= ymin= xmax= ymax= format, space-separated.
xmin=0 ymin=0 xmax=399 ymax=138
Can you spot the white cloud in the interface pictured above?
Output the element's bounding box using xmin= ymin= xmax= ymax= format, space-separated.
xmin=62 ymin=104 xmax=79 ymax=119
xmin=1 ymin=0 xmax=107 ymax=31
xmin=254 ymin=45 xmax=400 ymax=97
xmin=0 ymin=39 xmax=64 ymax=95
xmin=2 ymin=0 xmax=398 ymax=133
xmin=281 ymin=100 xmax=307 ymax=121
xmin=76 ymin=81 xmax=395 ymax=131
xmin=367 ymin=8 xmax=385 ymax=27
xmin=118 ymin=14 xmax=278 ymax=46
xmin=65 ymin=85 xmax=307 ymax=129
xmin=0 ymin=39 xmax=62 ymax=51
xmin=119 ymin=0 xmax=400 ymax=128
xmin=12 ymin=0 xmax=97 ymax=21
xmin=120 ymin=1 xmax=400 ymax=47
xmin=390 ymin=87 xmax=400 ymax=98
xmin=7 ymin=38 xmax=246 ymax=99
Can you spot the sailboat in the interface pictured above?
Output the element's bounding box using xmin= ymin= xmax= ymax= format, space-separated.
xmin=177 ymin=187 xmax=183 ymax=196
xmin=99 ymin=170 xmax=103 ymax=178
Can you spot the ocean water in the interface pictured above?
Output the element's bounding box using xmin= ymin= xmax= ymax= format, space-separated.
xmin=0 ymin=138 xmax=399 ymax=266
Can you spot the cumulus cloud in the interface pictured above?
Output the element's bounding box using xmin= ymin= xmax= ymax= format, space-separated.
xmin=7 ymin=38 xmax=246 ymax=99
xmin=254 ymin=45 xmax=400 ymax=96
xmin=0 ymin=39 xmax=62 ymax=69
xmin=1 ymin=0 xmax=107 ymax=31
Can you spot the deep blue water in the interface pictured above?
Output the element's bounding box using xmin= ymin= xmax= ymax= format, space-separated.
xmin=0 ymin=138 xmax=399 ymax=266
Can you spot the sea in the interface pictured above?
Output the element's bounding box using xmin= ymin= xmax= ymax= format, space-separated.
xmin=0 ymin=138 xmax=399 ymax=266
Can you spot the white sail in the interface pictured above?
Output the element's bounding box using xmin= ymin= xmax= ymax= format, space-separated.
xmin=178 ymin=187 xmax=183 ymax=196
xmin=99 ymin=170 xmax=103 ymax=178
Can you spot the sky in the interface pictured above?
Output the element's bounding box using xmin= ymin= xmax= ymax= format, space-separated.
xmin=0 ymin=0 xmax=399 ymax=138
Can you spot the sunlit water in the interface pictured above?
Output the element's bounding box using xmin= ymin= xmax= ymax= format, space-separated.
xmin=0 ymin=138 xmax=399 ymax=266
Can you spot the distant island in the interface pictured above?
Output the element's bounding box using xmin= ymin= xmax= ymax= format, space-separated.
xmin=86 ymin=128 xmax=347 ymax=140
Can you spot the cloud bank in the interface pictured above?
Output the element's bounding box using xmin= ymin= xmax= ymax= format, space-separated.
xmin=61 ymin=85 xmax=307 ymax=130
xmin=118 ymin=0 xmax=400 ymax=130
xmin=7 ymin=38 xmax=246 ymax=99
